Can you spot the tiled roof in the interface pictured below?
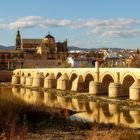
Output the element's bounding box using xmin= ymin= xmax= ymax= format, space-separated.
xmin=44 ymin=34 xmax=54 ymax=39
xmin=22 ymin=39 xmax=42 ymax=44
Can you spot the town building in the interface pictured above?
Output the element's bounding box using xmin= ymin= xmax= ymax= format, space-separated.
xmin=0 ymin=30 xmax=68 ymax=70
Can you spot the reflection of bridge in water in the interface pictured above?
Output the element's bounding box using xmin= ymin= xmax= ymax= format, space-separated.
xmin=12 ymin=87 xmax=140 ymax=129
xmin=12 ymin=62 xmax=140 ymax=100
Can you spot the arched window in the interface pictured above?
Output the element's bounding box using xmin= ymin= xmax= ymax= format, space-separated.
xmin=1 ymin=54 xmax=5 ymax=59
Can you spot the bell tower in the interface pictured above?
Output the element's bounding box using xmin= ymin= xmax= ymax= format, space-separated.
xmin=16 ymin=29 xmax=21 ymax=50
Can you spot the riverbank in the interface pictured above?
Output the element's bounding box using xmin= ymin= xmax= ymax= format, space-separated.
xmin=1 ymin=105 xmax=138 ymax=140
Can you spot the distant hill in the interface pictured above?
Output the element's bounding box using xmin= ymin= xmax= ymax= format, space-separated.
xmin=68 ymin=46 xmax=125 ymax=51
xmin=68 ymin=46 xmax=89 ymax=51
xmin=0 ymin=45 xmax=126 ymax=51
xmin=0 ymin=45 xmax=15 ymax=50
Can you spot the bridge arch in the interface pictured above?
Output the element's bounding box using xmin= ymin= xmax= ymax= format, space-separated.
xmin=84 ymin=72 xmax=95 ymax=92
xmin=121 ymin=73 xmax=136 ymax=96
xmin=101 ymin=72 xmax=116 ymax=82
xmin=44 ymin=73 xmax=49 ymax=78
xmin=21 ymin=72 xmax=25 ymax=76
xmin=27 ymin=73 xmax=31 ymax=76
xmin=69 ymin=72 xmax=78 ymax=90
xmin=78 ymin=75 xmax=84 ymax=83
xmin=121 ymin=72 xmax=137 ymax=84
xmin=101 ymin=72 xmax=115 ymax=94
xmin=17 ymin=72 xmax=20 ymax=75
xmin=56 ymin=72 xmax=62 ymax=79
xmin=69 ymin=70 xmax=79 ymax=81
xmin=70 ymin=73 xmax=78 ymax=81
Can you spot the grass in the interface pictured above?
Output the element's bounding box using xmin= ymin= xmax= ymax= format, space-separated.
xmin=90 ymin=123 xmax=139 ymax=140
xmin=0 ymin=87 xmax=29 ymax=139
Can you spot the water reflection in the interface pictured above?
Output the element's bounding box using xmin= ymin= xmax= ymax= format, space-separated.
xmin=12 ymin=87 xmax=140 ymax=129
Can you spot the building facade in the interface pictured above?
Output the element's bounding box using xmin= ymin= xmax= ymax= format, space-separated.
xmin=0 ymin=30 xmax=68 ymax=70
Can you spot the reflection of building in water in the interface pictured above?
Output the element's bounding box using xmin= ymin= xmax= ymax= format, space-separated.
xmin=12 ymin=87 xmax=140 ymax=129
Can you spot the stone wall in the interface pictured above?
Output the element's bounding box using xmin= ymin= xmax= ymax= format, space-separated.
xmin=23 ymin=59 xmax=62 ymax=68
xmin=0 ymin=71 xmax=13 ymax=82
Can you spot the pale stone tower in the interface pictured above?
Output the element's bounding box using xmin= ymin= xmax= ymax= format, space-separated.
xmin=16 ymin=29 xmax=21 ymax=50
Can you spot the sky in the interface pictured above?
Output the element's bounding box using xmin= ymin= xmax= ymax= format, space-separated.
xmin=0 ymin=0 xmax=140 ymax=49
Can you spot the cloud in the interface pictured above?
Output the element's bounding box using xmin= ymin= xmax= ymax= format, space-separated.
xmin=8 ymin=16 xmax=72 ymax=29
xmin=101 ymin=29 xmax=140 ymax=38
xmin=0 ymin=24 xmax=6 ymax=30
xmin=41 ymin=19 xmax=72 ymax=27
xmin=86 ymin=18 xmax=140 ymax=39
xmin=71 ymin=18 xmax=139 ymax=29
xmin=3 ymin=16 xmax=139 ymax=30
xmin=0 ymin=16 xmax=139 ymax=30
xmin=1 ymin=16 xmax=140 ymax=39
xmin=70 ymin=19 xmax=101 ymax=28
xmin=95 ymin=18 xmax=138 ymax=28
xmin=0 ymin=18 xmax=6 ymax=30
xmin=9 ymin=16 xmax=43 ymax=29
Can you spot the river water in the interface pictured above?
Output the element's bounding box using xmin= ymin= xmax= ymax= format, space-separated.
xmin=0 ymin=86 xmax=140 ymax=130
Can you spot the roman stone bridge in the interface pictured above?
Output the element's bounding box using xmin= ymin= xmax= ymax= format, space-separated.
xmin=12 ymin=62 xmax=140 ymax=100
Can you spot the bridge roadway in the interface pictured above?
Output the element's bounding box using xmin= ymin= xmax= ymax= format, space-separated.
xmin=12 ymin=62 xmax=140 ymax=101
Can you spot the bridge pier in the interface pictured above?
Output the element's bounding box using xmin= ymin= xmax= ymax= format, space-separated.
xmin=25 ymin=76 xmax=33 ymax=87
xmin=108 ymin=82 xmax=123 ymax=97
xmin=44 ymin=74 xmax=56 ymax=89
xmin=71 ymin=76 xmax=84 ymax=92
xmin=12 ymin=75 xmax=20 ymax=85
xmin=130 ymin=79 xmax=140 ymax=101
xmin=95 ymin=61 xmax=100 ymax=81
xmin=89 ymin=81 xmax=103 ymax=95
xmin=32 ymin=74 xmax=44 ymax=88
xmin=57 ymin=74 xmax=71 ymax=90
xmin=20 ymin=76 xmax=26 ymax=85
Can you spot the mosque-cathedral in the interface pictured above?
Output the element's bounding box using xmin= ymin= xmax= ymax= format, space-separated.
xmin=0 ymin=30 xmax=68 ymax=70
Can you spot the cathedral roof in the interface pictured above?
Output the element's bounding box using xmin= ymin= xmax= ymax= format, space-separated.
xmin=22 ymin=39 xmax=42 ymax=44
xmin=44 ymin=34 xmax=54 ymax=39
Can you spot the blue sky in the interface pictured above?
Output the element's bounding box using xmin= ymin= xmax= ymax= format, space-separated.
xmin=0 ymin=0 xmax=140 ymax=49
